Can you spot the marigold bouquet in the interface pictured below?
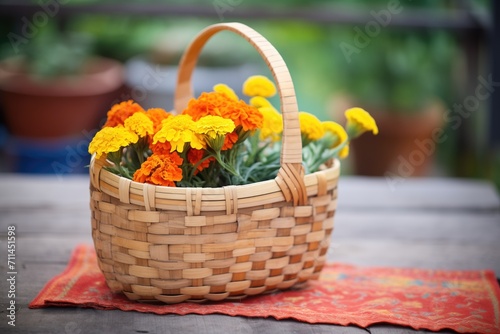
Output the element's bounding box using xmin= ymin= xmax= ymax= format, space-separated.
xmin=88 ymin=75 xmax=378 ymax=188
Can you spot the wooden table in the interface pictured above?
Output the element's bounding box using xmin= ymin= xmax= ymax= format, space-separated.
xmin=1 ymin=174 xmax=499 ymax=333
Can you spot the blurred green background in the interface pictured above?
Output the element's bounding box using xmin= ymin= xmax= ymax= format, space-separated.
xmin=0 ymin=0 xmax=498 ymax=190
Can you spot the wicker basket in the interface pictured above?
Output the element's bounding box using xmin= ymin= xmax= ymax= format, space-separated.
xmin=89 ymin=22 xmax=340 ymax=304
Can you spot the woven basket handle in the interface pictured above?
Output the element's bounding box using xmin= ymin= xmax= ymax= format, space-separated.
xmin=174 ymin=22 xmax=307 ymax=205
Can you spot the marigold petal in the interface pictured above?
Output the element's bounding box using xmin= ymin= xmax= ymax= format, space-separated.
xmin=124 ymin=112 xmax=154 ymax=137
xmin=104 ymin=100 xmax=145 ymax=127
xmin=133 ymin=153 xmax=183 ymax=186
xmin=88 ymin=126 xmax=138 ymax=158
xmin=213 ymin=83 xmax=239 ymax=101
xmin=322 ymin=121 xmax=347 ymax=146
xmin=187 ymin=149 xmax=214 ymax=174
xmin=194 ymin=115 xmax=236 ymax=138
xmin=242 ymin=75 xmax=276 ymax=98
xmin=182 ymin=91 xmax=262 ymax=132
xmin=249 ymin=96 xmax=274 ymax=109
xmin=146 ymin=108 xmax=172 ymax=133
xmin=259 ymin=107 xmax=283 ymax=142
xmin=299 ymin=112 xmax=324 ymax=141
xmin=339 ymin=145 xmax=349 ymax=159
xmin=153 ymin=115 xmax=196 ymax=153
xmin=345 ymin=107 xmax=379 ymax=136
xmin=150 ymin=141 xmax=172 ymax=155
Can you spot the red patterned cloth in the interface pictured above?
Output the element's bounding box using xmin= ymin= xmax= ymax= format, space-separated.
xmin=30 ymin=245 xmax=500 ymax=333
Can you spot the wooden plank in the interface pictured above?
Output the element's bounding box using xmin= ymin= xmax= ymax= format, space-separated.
xmin=12 ymin=236 xmax=93 ymax=264
xmin=333 ymin=211 xmax=500 ymax=242
xmin=0 ymin=175 xmax=89 ymax=209
xmin=5 ymin=263 xmax=67 ymax=305
xmin=329 ymin=239 xmax=500 ymax=273
xmin=1 ymin=175 xmax=499 ymax=211
xmin=329 ymin=210 xmax=500 ymax=273
xmin=0 ymin=209 xmax=91 ymax=235
xmin=2 ymin=175 xmax=499 ymax=333
xmin=6 ymin=309 xmax=369 ymax=334
xmin=369 ymin=324 xmax=456 ymax=334
xmin=338 ymin=176 xmax=500 ymax=210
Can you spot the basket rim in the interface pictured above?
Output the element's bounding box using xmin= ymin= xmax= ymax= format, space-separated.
xmin=90 ymin=154 xmax=340 ymax=212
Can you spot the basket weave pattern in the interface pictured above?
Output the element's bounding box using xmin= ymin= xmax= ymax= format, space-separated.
xmin=89 ymin=22 xmax=340 ymax=304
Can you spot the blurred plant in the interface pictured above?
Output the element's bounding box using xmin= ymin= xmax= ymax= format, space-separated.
xmin=70 ymin=17 xmax=256 ymax=67
xmin=25 ymin=30 xmax=93 ymax=79
xmin=2 ymin=23 xmax=94 ymax=79
xmin=332 ymin=30 xmax=457 ymax=114
xmin=69 ymin=16 xmax=164 ymax=63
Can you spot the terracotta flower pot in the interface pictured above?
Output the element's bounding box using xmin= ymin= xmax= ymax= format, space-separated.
xmin=350 ymin=103 xmax=445 ymax=177
xmin=0 ymin=57 xmax=124 ymax=139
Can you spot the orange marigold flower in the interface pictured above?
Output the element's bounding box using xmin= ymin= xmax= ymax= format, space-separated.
xmin=187 ymin=149 xmax=214 ymax=174
xmin=147 ymin=108 xmax=172 ymax=133
xmin=183 ymin=92 xmax=224 ymax=120
xmin=224 ymin=100 xmax=263 ymax=132
xmin=183 ymin=92 xmax=263 ymax=131
xmin=104 ymin=100 xmax=145 ymax=127
xmin=222 ymin=131 xmax=239 ymax=151
xmin=133 ymin=153 xmax=183 ymax=187
xmin=150 ymin=140 xmax=172 ymax=155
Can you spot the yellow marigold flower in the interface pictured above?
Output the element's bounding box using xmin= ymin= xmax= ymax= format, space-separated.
xmin=243 ymin=75 xmax=277 ymax=98
xmin=213 ymin=83 xmax=238 ymax=101
xmin=259 ymin=107 xmax=283 ymax=142
xmin=194 ymin=115 xmax=236 ymax=139
xmin=153 ymin=115 xmax=199 ymax=153
xmin=189 ymin=134 xmax=206 ymax=151
xmin=193 ymin=115 xmax=236 ymax=151
xmin=345 ymin=107 xmax=379 ymax=136
xmin=124 ymin=112 xmax=154 ymax=137
xmin=322 ymin=121 xmax=349 ymax=158
xmin=88 ymin=126 xmax=139 ymax=158
xmin=299 ymin=112 xmax=324 ymax=141
xmin=249 ymin=96 xmax=274 ymax=109
xmin=338 ymin=145 xmax=349 ymax=159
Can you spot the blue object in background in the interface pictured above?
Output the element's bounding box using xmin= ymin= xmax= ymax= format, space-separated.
xmin=0 ymin=127 xmax=92 ymax=176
